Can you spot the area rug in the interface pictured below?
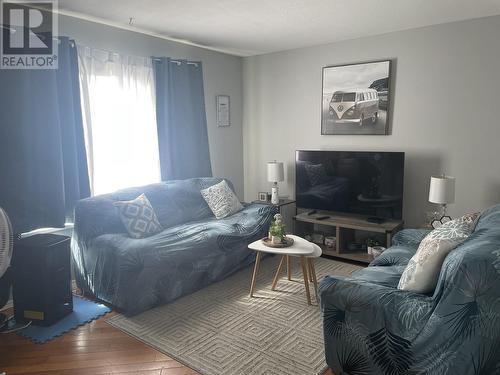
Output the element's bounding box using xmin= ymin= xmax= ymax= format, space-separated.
xmin=19 ymin=295 xmax=110 ymax=344
xmin=107 ymin=256 xmax=362 ymax=375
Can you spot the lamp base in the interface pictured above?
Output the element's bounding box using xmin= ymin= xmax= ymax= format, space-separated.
xmin=431 ymin=215 xmax=453 ymax=229
xmin=271 ymin=186 xmax=279 ymax=205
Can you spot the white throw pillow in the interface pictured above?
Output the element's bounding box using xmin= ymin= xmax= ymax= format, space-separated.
xmin=201 ymin=180 xmax=243 ymax=219
xmin=398 ymin=213 xmax=479 ymax=293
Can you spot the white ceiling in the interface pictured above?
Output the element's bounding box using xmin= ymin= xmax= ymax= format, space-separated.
xmin=58 ymin=0 xmax=500 ymax=56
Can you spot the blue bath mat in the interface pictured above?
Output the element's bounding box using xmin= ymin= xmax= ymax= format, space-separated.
xmin=18 ymin=295 xmax=110 ymax=344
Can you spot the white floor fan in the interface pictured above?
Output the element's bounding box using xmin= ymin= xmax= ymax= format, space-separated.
xmin=0 ymin=207 xmax=13 ymax=329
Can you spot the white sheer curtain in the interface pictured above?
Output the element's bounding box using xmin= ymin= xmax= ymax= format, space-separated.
xmin=77 ymin=46 xmax=161 ymax=196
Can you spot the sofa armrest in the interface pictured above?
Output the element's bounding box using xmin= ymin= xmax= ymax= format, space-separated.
xmin=319 ymin=275 xmax=433 ymax=334
xmin=74 ymin=196 xmax=124 ymax=244
xmin=319 ymin=275 xmax=431 ymax=314
xmin=392 ymin=228 xmax=431 ymax=247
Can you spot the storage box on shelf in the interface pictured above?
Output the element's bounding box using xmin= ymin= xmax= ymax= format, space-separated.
xmin=294 ymin=211 xmax=403 ymax=264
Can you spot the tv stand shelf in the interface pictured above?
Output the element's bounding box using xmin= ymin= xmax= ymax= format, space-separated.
xmin=294 ymin=211 xmax=404 ymax=264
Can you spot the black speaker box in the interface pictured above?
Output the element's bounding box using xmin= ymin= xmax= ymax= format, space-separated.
xmin=12 ymin=234 xmax=73 ymax=326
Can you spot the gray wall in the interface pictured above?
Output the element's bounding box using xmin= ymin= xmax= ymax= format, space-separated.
xmin=59 ymin=15 xmax=245 ymax=197
xmin=243 ymin=16 xmax=500 ymax=226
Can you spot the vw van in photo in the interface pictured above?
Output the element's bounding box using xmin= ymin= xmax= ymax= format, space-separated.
xmin=329 ymin=88 xmax=379 ymax=126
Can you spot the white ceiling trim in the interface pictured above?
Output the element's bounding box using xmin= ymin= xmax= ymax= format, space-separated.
xmin=55 ymin=8 xmax=241 ymax=56
xmin=56 ymin=0 xmax=500 ymax=57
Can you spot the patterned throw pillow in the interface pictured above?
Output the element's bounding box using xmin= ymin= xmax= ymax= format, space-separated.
xmin=201 ymin=180 xmax=243 ymax=219
xmin=304 ymin=164 xmax=329 ymax=186
xmin=114 ymin=194 xmax=163 ymax=239
xmin=398 ymin=212 xmax=479 ymax=293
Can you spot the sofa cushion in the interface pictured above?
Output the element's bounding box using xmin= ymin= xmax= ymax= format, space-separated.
xmin=201 ymin=180 xmax=243 ymax=219
xmin=398 ymin=212 xmax=479 ymax=293
xmin=114 ymin=194 xmax=162 ymax=239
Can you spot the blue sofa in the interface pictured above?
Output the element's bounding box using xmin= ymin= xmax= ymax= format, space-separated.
xmin=319 ymin=204 xmax=500 ymax=375
xmin=72 ymin=177 xmax=276 ymax=316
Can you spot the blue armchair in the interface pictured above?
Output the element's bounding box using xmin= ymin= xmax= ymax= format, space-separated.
xmin=319 ymin=204 xmax=500 ymax=375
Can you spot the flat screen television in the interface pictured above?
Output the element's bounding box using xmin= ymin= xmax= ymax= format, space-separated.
xmin=295 ymin=150 xmax=405 ymax=220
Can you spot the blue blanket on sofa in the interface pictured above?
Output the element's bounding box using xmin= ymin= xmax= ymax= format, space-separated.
xmin=319 ymin=205 xmax=500 ymax=375
xmin=72 ymin=178 xmax=277 ymax=315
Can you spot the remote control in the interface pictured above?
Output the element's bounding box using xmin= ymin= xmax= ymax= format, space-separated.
xmin=316 ymin=215 xmax=330 ymax=220
xmin=367 ymin=217 xmax=385 ymax=224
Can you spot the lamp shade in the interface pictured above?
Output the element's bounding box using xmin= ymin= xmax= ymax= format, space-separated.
xmin=429 ymin=175 xmax=455 ymax=205
xmin=267 ymin=161 xmax=284 ymax=183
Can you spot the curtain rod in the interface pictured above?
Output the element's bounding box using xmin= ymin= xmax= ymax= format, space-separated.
xmin=77 ymin=43 xmax=200 ymax=66
xmin=152 ymin=58 xmax=199 ymax=66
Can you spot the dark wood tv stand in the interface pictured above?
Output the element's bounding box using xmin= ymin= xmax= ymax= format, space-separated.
xmin=294 ymin=211 xmax=404 ymax=264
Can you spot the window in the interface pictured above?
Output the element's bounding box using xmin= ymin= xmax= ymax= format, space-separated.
xmin=78 ymin=47 xmax=161 ymax=195
xmin=332 ymin=93 xmax=343 ymax=102
xmin=343 ymin=93 xmax=356 ymax=102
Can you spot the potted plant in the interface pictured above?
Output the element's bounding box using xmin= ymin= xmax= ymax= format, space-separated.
xmin=268 ymin=214 xmax=286 ymax=244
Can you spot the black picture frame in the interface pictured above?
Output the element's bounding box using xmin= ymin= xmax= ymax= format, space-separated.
xmin=321 ymin=59 xmax=393 ymax=135
xmin=258 ymin=192 xmax=268 ymax=202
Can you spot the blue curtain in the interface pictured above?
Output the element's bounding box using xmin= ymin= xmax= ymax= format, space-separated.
xmin=0 ymin=37 xmax=90 ymax=233
xmin=153 ymin=58 xmax=212 ymax=181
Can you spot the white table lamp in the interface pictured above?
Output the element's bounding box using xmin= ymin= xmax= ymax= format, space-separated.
xmin=429 ymin=175 xmax=455 ymax=218
xmin=267 ymin=161 xmax=284 ymax=204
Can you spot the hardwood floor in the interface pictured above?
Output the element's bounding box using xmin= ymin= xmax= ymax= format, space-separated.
xmin=0 ymin=311 xmax=197 ymax=375
xmin=0 ymin=309 xmax=335 ymax=375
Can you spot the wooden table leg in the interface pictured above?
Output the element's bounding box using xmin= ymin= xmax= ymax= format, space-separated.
xmin=286 ymin=255 xmax=291 ymax=281
xmin=272 ymin=255 xmax=285 ymax=290
xmin=300 ymin=256 xmax=312 ymax=305
xmin=308 ymin=259 xmax=319 ymax=300
xmin=249 ymin=251 xmax=262 ymax=297
xmin=308 ymin=259 xmax=313 ymax=282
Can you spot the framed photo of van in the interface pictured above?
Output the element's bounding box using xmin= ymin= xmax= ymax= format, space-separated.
xmin=321 ymin=60 xmax=392 ymax=135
